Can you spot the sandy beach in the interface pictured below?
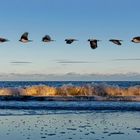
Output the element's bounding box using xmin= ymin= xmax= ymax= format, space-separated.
xmin=0 ymin=110 xmax=140 ymax=140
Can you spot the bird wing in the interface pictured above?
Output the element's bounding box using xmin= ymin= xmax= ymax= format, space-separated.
xmin=116 ymin=41 xmax=121 ymax=45
xmin=43 ymin=35 xmax=51 ymax=41
xmin=65 ymin=39 xmax=73 ymax=44
xmin=20 ymin=32 xmax=28 ymax=40
xmin=110 ymin=39 xmax=122 ymax=45
xmin=113 ymin=40 xmax=121 ymax=45
xmin=134 ymin=37 xmax=140 ymax=40
xmin=0 ymin=38 xmax=7 ymax=42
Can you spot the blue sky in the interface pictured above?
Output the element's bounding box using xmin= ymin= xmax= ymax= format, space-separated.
xmin=0 ymin=0 xmax=140 ymax=80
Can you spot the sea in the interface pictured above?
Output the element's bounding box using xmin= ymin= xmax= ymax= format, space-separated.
xmin=0 ymin=81 xmax=140 ymax=140
xmin=0 ymin=81 xmax=139 ymax=88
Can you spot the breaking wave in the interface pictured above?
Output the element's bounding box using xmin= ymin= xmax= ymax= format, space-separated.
xmin=0 ymin=83 xmax=139 ymax=97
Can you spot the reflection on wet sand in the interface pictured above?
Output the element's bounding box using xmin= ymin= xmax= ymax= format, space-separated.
xmin=0 ymin=111 xmax=140 ymax=140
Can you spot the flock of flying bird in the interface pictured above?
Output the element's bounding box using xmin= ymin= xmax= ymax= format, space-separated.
xmin=0 ymin=32 xmax=140 ymax=49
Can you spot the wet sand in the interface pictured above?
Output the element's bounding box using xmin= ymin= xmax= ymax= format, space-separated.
xmin=0 ymin=110 xmax=140 ymax=140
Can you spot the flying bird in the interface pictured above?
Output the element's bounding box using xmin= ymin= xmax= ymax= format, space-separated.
xmin=19 ymin=32 xmax=32 ymax=43
xmin=65 ymin=39 xmax=78 ymax=44
xmin=42 ymin=35 xmax=54 ymax=42
xmin=131 ymin=37 xmax=140 ymax=43
xmin=88 ymin=39 xmax=100 ymax=49
xmin=109 ymin=39 xmax=122 ymax=45
xmin=0 ymin=37 xmax=9 ymax=43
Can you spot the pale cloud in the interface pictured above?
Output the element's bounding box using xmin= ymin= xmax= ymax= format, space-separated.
xmin=0 ymin=72 xmax=139 ymax=81
xmin=10 ymin=61 xmax=32 ymax=64
xmin=55 ymin=59 xmax=97 ymax=64
xmin=112 ymin=58 xmax=140 ymax=61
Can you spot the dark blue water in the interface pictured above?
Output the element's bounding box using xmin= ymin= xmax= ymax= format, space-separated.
xmin=0 ymin=81 xmax=139 ymax=88
xmin=0 ymin=81 xmax=139 ymax=113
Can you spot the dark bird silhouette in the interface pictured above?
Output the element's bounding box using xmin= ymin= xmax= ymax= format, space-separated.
xmin=109 ymin=39 xmax=122 ymax=45
xmin=19 ymin=32 xmax=32 ymax=43
xmin=88 ymin=39 xmax=100 ymax=49
xmin=42 ymin=35 xmax=54 ymax=42
xmin=0 ymin=37 xmax=9 ymax=43
xmin=65 ymin=39 xmax=78 ymax=44
xmin=131 ymin=37 xmax=140 ymax=43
